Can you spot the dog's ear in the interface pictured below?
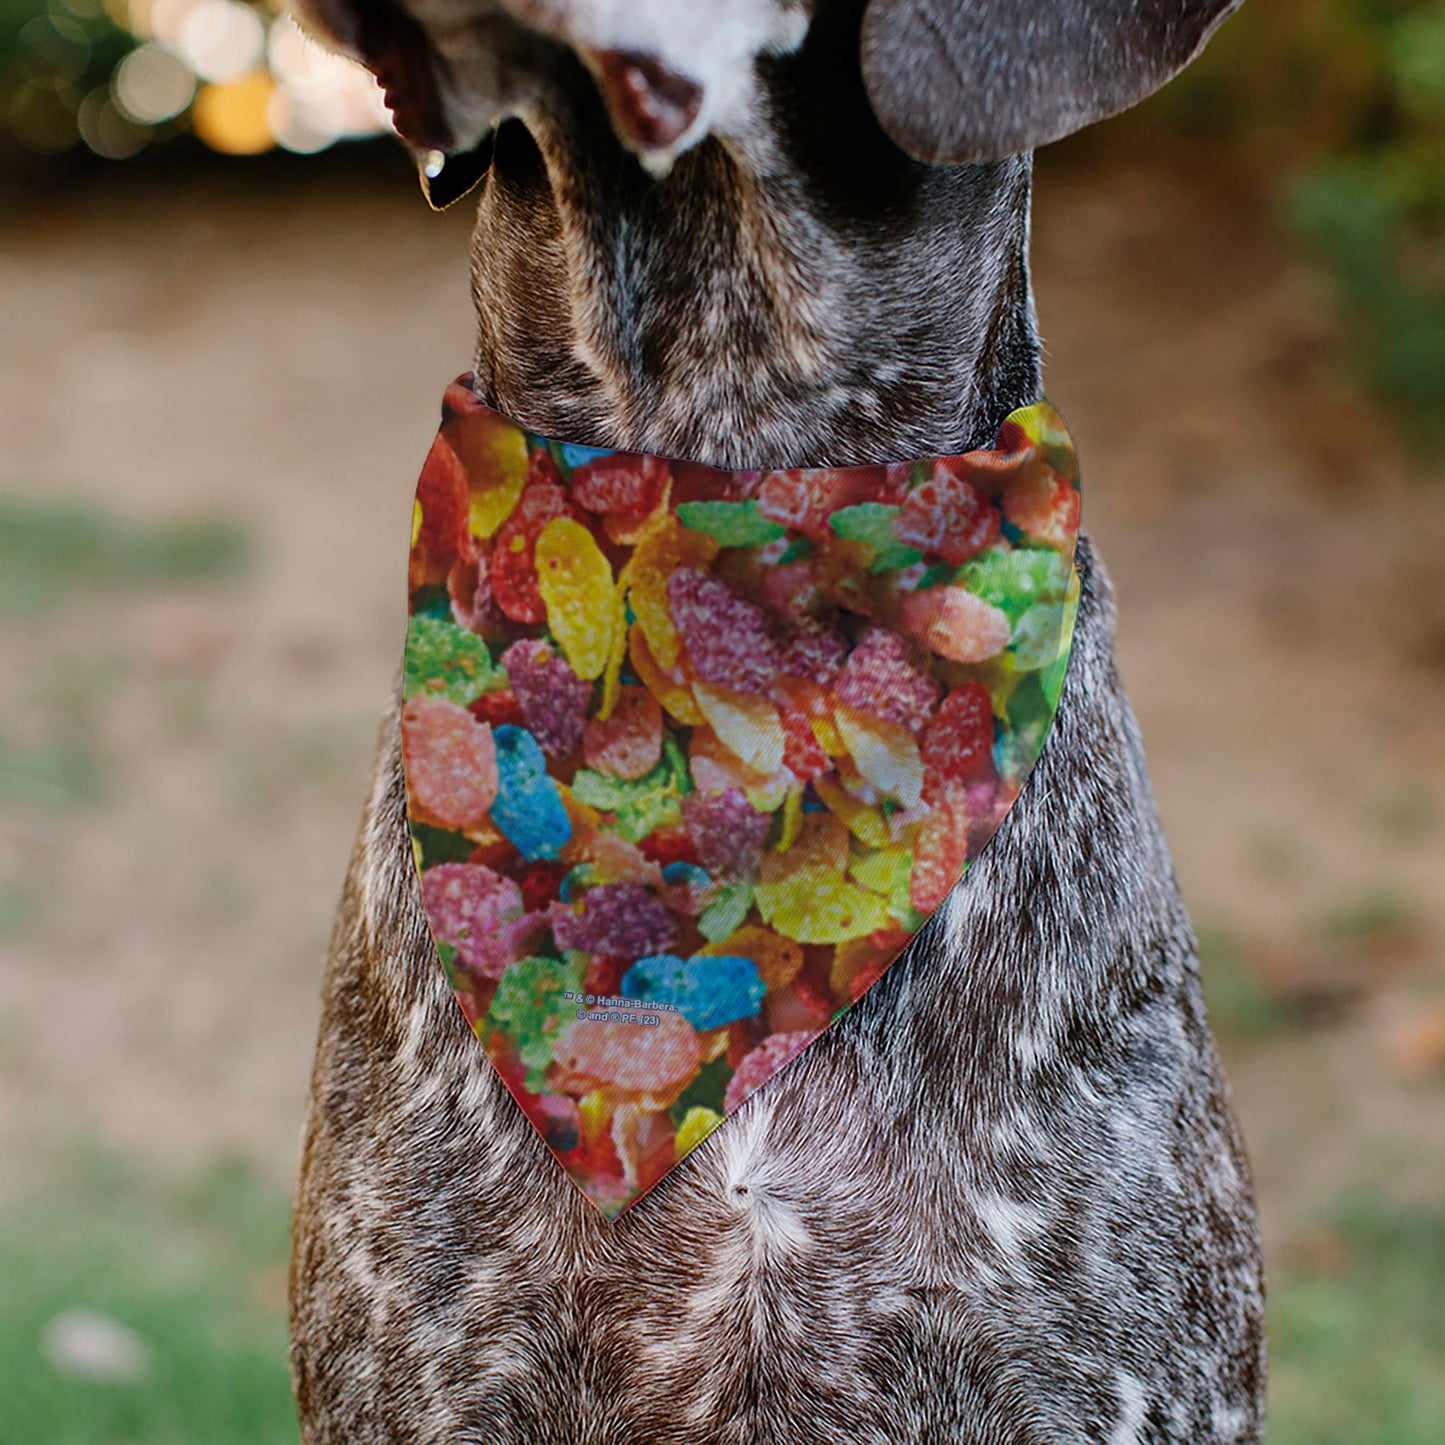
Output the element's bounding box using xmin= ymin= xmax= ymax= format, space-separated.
xmin=860 ymin=0 xmax=1244 ymax=165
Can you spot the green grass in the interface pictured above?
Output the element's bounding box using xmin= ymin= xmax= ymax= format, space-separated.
xmin=0 ymin=496 xmax=249 ymax=619
xmin=1268 ymin=1197 xmax=1445 ymax=1445
xmin=1197 ymin=923 xmax=1289 ymax=1040
xmin=0 ymin=1155 xmax=297 ymax=1445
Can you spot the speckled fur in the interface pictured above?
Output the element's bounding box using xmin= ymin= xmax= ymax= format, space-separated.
xmin=289 ymin=2 xmax=1265 ymax=1439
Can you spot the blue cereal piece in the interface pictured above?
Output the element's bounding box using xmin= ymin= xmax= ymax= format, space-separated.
xmin=620 ymin=953 xmax=765 ymax=1032
xmin=661 ymin=862 xmax=712 ymax=889
xmin=490 ymin=724 xmax=572 ymax=861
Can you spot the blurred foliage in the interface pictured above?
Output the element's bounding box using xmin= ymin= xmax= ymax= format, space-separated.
xmin=1269 ymin=1195 xmax=1445 ymax=1445
xmin=0 ymin=495 xmax=250 ymax=618
xmin=0 ymin=1154 xmax=297 ymax=1445
xmin=1 ymin=0 xmax=140 ymax=161
xmin=1165 ymin=0 xmax=1445 ymax=441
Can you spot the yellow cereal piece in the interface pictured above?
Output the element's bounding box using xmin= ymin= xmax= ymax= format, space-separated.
xmin=604 ymin=476 xmax=672 ymax=547
xmin=451 ymin=413 xmax=529 ymax=538
xmin=761 ymin=812 xmax=849 ymax=880
xmin=578 ymin=1089 xmax=612 ymax=1147
xmin=597 ymin=576 xmax=630 ymax=720
xmin=700 ymin=926 xmax=803 ymax=991
xmin=696 ymin=1027 xmax=731 ymax=1064
xmin=743 ymin=777 xmax=792 ymax=813
xmin=829 ymin=935 xmax=889 ymax=999
xmin=777 ymin=785 xmax=803 ymax=852
xmin=847 ymin=844 xmax=913 ymax=899
xmin=675 ymin=1106 xmax=723 ymax=1159
xmin=834 ymin=706 xmax=925 ymax=808
xmin=630 ymin=625 xmax=704 ymax=726
xmin=625 ymin=517 xmax=717 ymax=669
xmin=755 ymin=866 xmax=891 ymax=944
xmin=693 ymin=682 xmax=786 ymax=776
xmin=813 ymin=777 xmax=891 ymax=849
xmin=534 ymin=517 xmax=616 ymax=680
xmin=810 ymin=712 xmax=846 ymax=756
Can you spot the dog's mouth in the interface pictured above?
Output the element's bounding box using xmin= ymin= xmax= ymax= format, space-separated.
xmin=298 ymin=0 xmax=715 ymax=202
xmin=418 ymin=133 xmax=496 ymax=209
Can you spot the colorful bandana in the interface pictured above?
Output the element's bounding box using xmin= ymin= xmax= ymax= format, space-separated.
xmin=401 ymin=375 xmax=1081 ymax=1218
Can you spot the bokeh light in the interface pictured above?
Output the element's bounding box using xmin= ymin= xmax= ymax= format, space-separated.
xmin=191 ymin=69 xmax=272 ymax=153
xmin=3 ymin=0 xmax=395 ymax=159
xmin=175 ymin=0 xmax=265 ymax=84
xmin=112 ymin=43 xmax=193 ymax=124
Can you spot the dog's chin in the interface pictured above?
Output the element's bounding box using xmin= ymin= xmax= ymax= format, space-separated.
xmin=415 ymin=132 xmax=496 ymax=209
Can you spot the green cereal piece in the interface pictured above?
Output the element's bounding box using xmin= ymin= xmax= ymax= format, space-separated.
xmin=697 ymin=884 xmax=755 ymax=943
xmin=676 ymin=500 xmax=786 ymax=547
xmin=1010 ymin=601 xmax=1069 ymax=671
xmin=403 ymin=614 xmax=507 ymax=705
xmin=490 ymin=954 xmax=587 ymax=1083
xmin=614 ymin=792 xmax=684 ymax=844
xmin=669 ymin=1054 xmax=732 ymax=1124
xmin=411 ymin=822 xmax=478 ymax=869
xmin=574 ymin=734 xmax=691 ymax=841
xmin=957 ymin=547 xmax=1070 ymax=624
xmin=828 ymin=503 xmax=924 ymax=573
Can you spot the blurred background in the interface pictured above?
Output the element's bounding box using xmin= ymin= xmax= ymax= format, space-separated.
xmin=1 ymin=0 xmax=1442 ymax=1440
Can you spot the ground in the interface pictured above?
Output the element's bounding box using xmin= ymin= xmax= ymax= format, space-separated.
xmin=1 ymin=137 xmax=1441 ymax=1442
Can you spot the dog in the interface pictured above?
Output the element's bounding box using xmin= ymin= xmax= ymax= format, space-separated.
xmin=287 ymin=2 xmax=1266 ymax=1440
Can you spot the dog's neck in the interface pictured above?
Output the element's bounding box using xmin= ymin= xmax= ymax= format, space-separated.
xmin=463 ymin=22 xmax=1041 ymax=471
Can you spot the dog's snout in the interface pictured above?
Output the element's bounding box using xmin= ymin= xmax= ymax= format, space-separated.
xmin=593 ymin=50 xmax=703 ymax=153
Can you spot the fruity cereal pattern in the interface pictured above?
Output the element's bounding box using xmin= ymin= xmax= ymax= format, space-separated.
xmin=401 ymin=374 xmax=1082 ymax=1218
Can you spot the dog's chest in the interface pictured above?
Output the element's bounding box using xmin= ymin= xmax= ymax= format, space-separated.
xmin=291 ymin=538 xmax=1263 ymax=1444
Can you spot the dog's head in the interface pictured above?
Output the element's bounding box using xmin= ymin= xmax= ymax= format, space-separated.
xmin=293 ymin=0 xmax=1242 ymax=204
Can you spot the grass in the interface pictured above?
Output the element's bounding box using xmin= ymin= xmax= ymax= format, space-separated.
xmin=0 ymin=1154 xmax=298 ymax=1445
xmin=1268 ymin=1197 xmax=1445 ymax=1445
xmin=0 ymin=496 xmax=249 ymax=619
xmin=1197 ymin=924 xmax=1289 ymax=1040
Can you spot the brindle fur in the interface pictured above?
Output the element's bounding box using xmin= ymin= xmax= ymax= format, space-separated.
xmin=288 ymin=2 xmax=1265 ymax=1439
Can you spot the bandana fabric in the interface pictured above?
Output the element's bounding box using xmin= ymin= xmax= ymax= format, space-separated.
xmin=401 ymin=374 xmax=1081 ymax=1218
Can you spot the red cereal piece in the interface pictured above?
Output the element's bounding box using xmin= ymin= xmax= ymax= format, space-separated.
xmin=516 ymin=860 xmax=569 ymax=912
xmin=637 ymin=826 xmax=701 ymax=868
xmin=467 ymin=689 xmax=525 ymax=728
xmin=1002 ymin=468 xmax=1080 ymax=551
xmin=758 ymin=466 xmax=896 ymax=538
xmin=666 ymin=568 xmax=778 ymax=693
xmin=909 ymin=786 xmax=972 ymax=913
xmin=401 ymin=696 xmax=497 ymax=828
xmin=758 ymin=469 xmax=839 ymax=538
xmin=415 ymin=434 xmax=476 ymax=568
xmin=491 ymin=475 xmax=576 ymax=623
xmin=571 ymin=452 xmax=669 ymax=516
xmin=777 ymin=620 xmax=848 ymax=688
xmin=895 ymin=466 xmax=1000 ymax=564
xmin=583 ymin=685 xmax=664 ymax=780
xmin=920 ymin=683 xmax=997 ymax=801
xmin=831 ymin=628 xmax=941 ymax=734
xmin=781 ymin=704 xmax=829 ymax=781
xmin=724 ymin=1030 xmax=818 ymax=1111
xmin=584 ymin=955 xmax=626 ymax=996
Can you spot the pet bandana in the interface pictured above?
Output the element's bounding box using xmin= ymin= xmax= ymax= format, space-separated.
xmin=401 ymin=375 xmax=1081 ymax=1218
